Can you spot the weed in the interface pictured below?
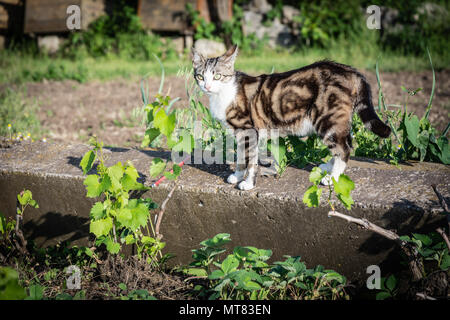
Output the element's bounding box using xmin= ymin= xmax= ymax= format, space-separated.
xmin=183 ymin=233 xmax=348 ymax=300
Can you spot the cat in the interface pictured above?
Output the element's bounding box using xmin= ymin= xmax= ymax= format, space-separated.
xmin=191 ymin=45 xmax=391 ymax=190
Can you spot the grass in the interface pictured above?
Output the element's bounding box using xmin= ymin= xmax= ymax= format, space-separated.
xmin=0 ymin=87 xmax=44 ymax=140
xmin=1 ymin=36 xmax=448 ymax=85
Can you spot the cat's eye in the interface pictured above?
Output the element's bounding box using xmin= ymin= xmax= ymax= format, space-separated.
xmin=213 ymin=73 xmax=222 ymax=80
xmin=196 ymin=74 xmax=204 ymax=81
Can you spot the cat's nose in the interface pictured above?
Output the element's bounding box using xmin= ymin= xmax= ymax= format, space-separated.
xmin=205 ymin=84 xmax=211 ymax=90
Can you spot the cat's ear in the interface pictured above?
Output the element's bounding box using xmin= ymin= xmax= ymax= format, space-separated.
xmin=191 ymin=47 xmax=205 ymax=67
xmin=221 ymin=45 xmax=239 ymax=65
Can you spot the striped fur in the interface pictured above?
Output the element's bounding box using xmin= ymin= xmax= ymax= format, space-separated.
xmin=192 ymin=45 xmax=391 ymax=190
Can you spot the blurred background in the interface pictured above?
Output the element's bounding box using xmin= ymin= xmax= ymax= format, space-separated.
xmin=0 ymin=0 xmax=449 ymax=147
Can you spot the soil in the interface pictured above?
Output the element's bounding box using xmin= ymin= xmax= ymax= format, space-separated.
xmin=11 ymin=69 xmax=450 ymax=147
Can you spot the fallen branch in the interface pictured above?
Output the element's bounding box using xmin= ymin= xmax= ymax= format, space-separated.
xmin=436 ymin=228 xmax=450 ymax=252
xmin=416 ymin=292 xmax=437 ymax=301
xmin=155 ymin=181 xmax=179 ymax=240
xmin=328 ymin=210 xmax=424 ymax=281
xmin=431 ymin=184 xmax=450 ymax=238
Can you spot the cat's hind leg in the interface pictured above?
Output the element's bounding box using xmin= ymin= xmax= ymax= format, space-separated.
xmin=319 ymin=131 xmax=352 ymax=186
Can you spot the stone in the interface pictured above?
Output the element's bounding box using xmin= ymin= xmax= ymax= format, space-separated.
xmin=265 ymin=17 xmax=294 ymax=48
xmin=0 ymin=35 xmax=5 ymax=50
xmin=282 ymin=5 xmax=300 ymax=24
xmin=37 ymin=35 xmax=61 ymax=54
xmin=194 ymin=38 xmax=226 ymax=58
xmin=248 ymin=0 xmax=272 ymax=14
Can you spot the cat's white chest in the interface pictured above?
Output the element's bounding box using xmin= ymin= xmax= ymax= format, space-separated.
xmin=208 ymin=83 xmax=237 ymax=124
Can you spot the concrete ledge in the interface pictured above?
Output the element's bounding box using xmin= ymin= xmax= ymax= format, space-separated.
xmin=0 ymin=141 xmax=449 ymax=283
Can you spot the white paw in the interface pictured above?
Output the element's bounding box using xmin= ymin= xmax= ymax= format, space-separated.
xmin=238 ymin=180 xmax=254 ymax=191
xmin=227 ymin=173 xmax=241 ymax=184
xmin=320 ymin=175 xmax=333 ymax=186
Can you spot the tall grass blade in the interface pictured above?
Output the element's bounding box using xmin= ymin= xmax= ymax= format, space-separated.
xmin=424 ymin=48 xmax=435 ymax=120
xmin=153 ymin=54 xmax=165 ymax=95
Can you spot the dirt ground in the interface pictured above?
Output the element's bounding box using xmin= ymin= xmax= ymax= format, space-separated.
xmin=20 ymin=69 xmax=450 ymax=147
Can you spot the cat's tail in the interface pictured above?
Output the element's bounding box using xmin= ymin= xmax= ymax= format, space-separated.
xmin=354 ymin=76 xmax=391 ymax=138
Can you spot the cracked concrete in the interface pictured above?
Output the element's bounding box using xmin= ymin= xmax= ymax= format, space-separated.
xmin=0 ymin=140 xmax=449 ymax=283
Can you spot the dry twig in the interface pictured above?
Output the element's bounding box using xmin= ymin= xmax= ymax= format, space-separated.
xmin=328 ymin=210 xmax=424 ymax=281
xmin=155 ymin=181 xmax=179 ymax=240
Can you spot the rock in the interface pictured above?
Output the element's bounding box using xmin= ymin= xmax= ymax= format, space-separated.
xmin=242 ymin=10 xmax=264 ymax=37
xmin=194 ymin=39 xmax=226 ymax=58
xmin=282 ymin=5 xmax=300 ymax=24
xmin=248 ymin=0 xmax=272 ymax=14
xmin=416 ymin=2 xmax=448 ymax=20
xmin=0 ymin=35 xmax=5 ymax=50
xmin=37 ymin=36 xmax=61 ymax=54
xmin=265 ymin=18 xmax=294 ymax=48
xmin=380 ymin=6 xmax=399 ymax=30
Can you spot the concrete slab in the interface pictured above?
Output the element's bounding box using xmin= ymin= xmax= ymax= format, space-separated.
xmin=0 ymin=141 xmax=449 ymax=284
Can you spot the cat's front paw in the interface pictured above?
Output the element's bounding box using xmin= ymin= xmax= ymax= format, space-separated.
xmin=320 ymin=175 xmax=333 ymax=186
xmin=318 ymin=163 xmax=333 ymax=186
xmin=237 ymin=180 xmax=255 ymax=191
xmin=227 ymin=173 xmax=241 ymax=184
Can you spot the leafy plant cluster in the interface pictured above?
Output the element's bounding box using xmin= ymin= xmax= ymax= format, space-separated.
xmin=62 ymin=0 xmax=176 ymax=60
xmin=80 ymin=137 xmax=170 ymax=266
xmin=183 ymin=233 xmax=348 ymax=300
xmin=353 ymin=53 xmax=449 ymax=165
xmin=186 ymin=3 xmax=268 ymax=54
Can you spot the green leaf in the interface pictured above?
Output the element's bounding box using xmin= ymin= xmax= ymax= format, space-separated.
xmin=163 ymin=164 xmax=181 ymax=180
xmin=107 ymin=162 xmax=125 ymax=190
xmin=127 ymin=199 xmax=150 ymax=231
xmin=440 ymin=252 xmax=450 ymax=270
xmin=26 ymin=284 xmax=44 ymax=300
xmin=200 ymin=233 xmax=231 ymax=248
xmin=221 ymin=255 xmax=239 ymax=274
xmin=106 ymin=239 xmax=120 ymax=254
xmin=153 ymin=108 xmax=176 ymax=138
xmin=90 ymin=217 xmax=113 ymax=237
xmin=0 ymin=267 xmax=27 ymax=300
xmin=385 ymin=274 xmax=397 ymax=291
xmin=376 ymin=291 xmax=391 ymax=300
xmin=302 ymin=185 xmax=322 ymax=208
xmin=404 ymin=115 xmax=420 ymax=147
xmin=184 ymin=268 xmax=208 ymax=277
xmin=332 ymin=174 xmax=354 ymax=198
xmin=172 ymin=134 xmax=195 ymax=154
xmin=209 ymin=269 xmax=225 ymax=280
xmin=141 ymin=128 xmax=160 ymax=148
xmin=90 ymin=202 xmax=105 ymax=220
xmin=309 ymin=167 xmax=326 ymax=184
xmin=149 ymin=158 xmax=166 ymax=178
xmin=268 ymin=138 xmax=287 ymax=169
xmin=83 ymin=175 xmax=102 ymax=198
xmin=80 ymin=150 xmax=95 ymax=174
xmin=118 ymin=283 xmax=127 ymax=291
xmin=336 ymin=193 xmax=354 ymax=210
xmin=17 ymin=190 xmax=32 ymax=206
xmin=116 ymin=207 xmax=132 ymax=226
xmin=412 ymin=233 xmax=432 ymax=246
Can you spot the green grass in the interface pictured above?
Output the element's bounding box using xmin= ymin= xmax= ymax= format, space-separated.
xmin=0 ymin=87 xmax=43 ymax=140
xmin=1 ymin=37 xmax=448 ymax=85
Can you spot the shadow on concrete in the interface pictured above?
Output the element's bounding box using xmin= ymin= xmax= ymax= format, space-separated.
xmin=23 ymin=212 xmax=90 ymax=245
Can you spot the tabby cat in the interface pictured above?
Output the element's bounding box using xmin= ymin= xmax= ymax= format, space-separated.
xmin=192 ymin=45 xmax=391 ymax=190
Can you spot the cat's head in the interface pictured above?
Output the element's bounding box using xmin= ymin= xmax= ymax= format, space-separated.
xmin=191 ymin=45 xmax=238 ymax=95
